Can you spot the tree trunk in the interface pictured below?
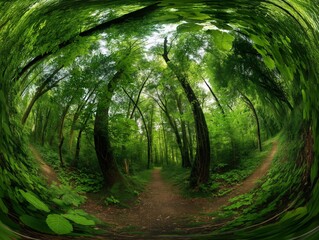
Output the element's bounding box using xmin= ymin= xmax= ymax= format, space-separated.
xmin=161 ymin=118 xmax=169 ymax=165
xmin=21 ymin=67 xmax=64 ymax=125
xmin=176 ymin=94 xmax=192 ymax=168
xmin=203 ymin=78 xmax=225 ymax=115
xmin=72 ymin=113 xmax=90 ymax=168
xmin=41 ymin=108 xmax=51 ymax=145
xmin=73 ymin=128 xmax=83 ymax=168
xmin=240 ymin=92 xmax=262 ymax=152
xmin=69 ymin=87 xmax=97 ymax=150
xmin=162 ymin=37 xmax=211 ymax=187
xmin=94 ymin=71 xmax=123 ymax=188
xmin=187 ymin=122 xmax=194 ymax=162
xmin=122 ymin=87 xmax=153 ymax=169
xmin=155 ymin=96 xmax=189 ymax=168
xmin=58 ymin=104 xmax=72 ymax=167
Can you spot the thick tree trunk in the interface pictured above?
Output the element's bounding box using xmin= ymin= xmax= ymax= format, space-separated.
xmin=94 ymin=71 xmax=123 ymax=188
xmin=162 ymin=38 xmax=211 ymax=187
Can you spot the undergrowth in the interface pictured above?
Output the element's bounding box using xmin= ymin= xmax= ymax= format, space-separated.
xmin=162 ymin=137 xmax=276 ymax=198
xmin=31 ymin=144 xmax=152 ymax=209
xmin=34 ymin=144 xmax=104 ymax=193
xmin=215 ymin=130 xmax=306 ymax=232
xmin=103 ymin=169 xmax=152 ymax=208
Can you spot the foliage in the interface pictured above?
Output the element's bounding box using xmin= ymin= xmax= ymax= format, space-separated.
xmin=105 ymin=196 xmax=120 ymax=206
xmin=163 ymin=138 xmax=275 ymax=198
xmin=57 ymin=169 xmax=104 ymax=193
xmin=19 ymin=190 xmax=50 ymax=213
xmin=217 ymin=124 xmax=306 ymax=232
xmin=36 ymin=144 xmax=104 ymax=193
xmin=50 ymin=184 xmax=86 ymax=208
xmin=1 ymin=0 xmax=319 ymax=239
xmin=106 ymin=169 xmax=152 ymax=206
xmin=46 ymin=214 xmax=73 ymax=235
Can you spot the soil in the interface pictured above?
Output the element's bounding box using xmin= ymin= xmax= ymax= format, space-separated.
xmin=29 ymin=144 xmax=59 ymax=185
xmin=81 ymin=142 xmax=278 ymax=238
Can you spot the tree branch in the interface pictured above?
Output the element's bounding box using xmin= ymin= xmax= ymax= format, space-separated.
xmin=17 ymin=2 xmax=161 ymax=80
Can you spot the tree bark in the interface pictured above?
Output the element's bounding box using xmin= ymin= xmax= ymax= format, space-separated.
xmin=176 ymin=94 xmax=192 ymax=168
xmin=73 ymin=128 xmax=83 ymax=168
xmin=162 ymin=37 xmax=211 ymax=187
xmin=58 ymin=103 xmax=73 ymax=167
xmin=94 ymin=71 xmax=123 ymax=188
xmin=239 ymin=91 xmax=262 ymax=152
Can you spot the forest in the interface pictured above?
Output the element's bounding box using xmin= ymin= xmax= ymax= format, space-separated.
xmin=0 ymin=0 xmax=319 ymax=239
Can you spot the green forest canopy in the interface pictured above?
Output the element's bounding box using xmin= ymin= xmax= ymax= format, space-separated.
xmin=0 ymin=0 xmax=319 ymax=239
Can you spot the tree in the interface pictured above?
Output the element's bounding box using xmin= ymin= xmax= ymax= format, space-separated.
xmin=162 ymin=36 xmax=211 ymax=187
xmin=21 ymin=66 xmax=66 ymax=125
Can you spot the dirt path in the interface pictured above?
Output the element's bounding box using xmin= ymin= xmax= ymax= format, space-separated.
xmin=82 ymin=142 xmax=278 ymax=237
xmin=29 ymin=144 xmax=59 ymax=185
xmin=202 ymin=141 xmax=278 ymax=213
xmin=83 ymin=168 xmax=205 ymax=234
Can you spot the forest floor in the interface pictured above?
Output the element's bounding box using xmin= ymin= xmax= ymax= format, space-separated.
xmin=29 ymin=144 xmax=59 ymax=185
xmin=81 ymin=142 xmax=278 ymax=238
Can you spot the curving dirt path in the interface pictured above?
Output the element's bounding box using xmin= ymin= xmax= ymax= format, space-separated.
xmin=82 ymin=142 xmax=278 ymax=237
xmin=29 ymin=144 xmax=59 ymax=185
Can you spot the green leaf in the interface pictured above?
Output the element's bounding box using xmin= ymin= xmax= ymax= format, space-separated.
xmin=0 ymin=198 xmax=8 ymax=214
xmin=19 ymin=190 xmax=50 ymax=213
xmin=208 ymin=30 xmax=234 ymax=51
xmin=62 ymin=214 xmax=95 ymax=226
xmin=46 ymin=214 xmax=73 ymax=235
xmin=280 ymin=207 xmax=307 ymax=222
xmin=176 ymin=23 xmax=203 ymax=33
xmin=20 ymin=215 xmax=53 ymax=234
xmin=263 ymin=55 xmax=276 ymax=70
xmin=52 ymin=198 xmax=66 ymax=207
